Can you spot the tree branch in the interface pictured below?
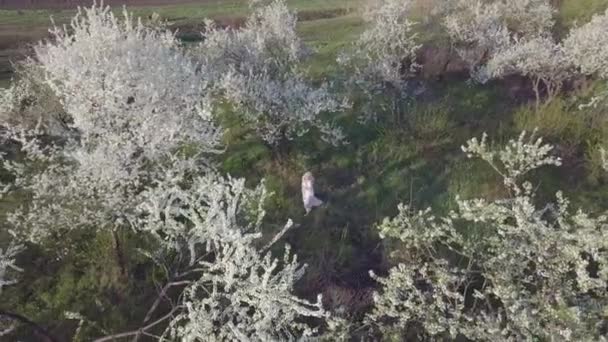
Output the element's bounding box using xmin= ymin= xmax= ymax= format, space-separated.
xmin=262 ymin=219 xmax=297 ymax=252
xmin=131 ymin=280 xmax=190 ymax=342
xmin=143 ymin=281 xmax=189 ymax=325
xmin=93 ymin=306 xmax=180 ymax=342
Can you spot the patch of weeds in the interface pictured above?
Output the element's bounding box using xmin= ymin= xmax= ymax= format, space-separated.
xmin=447 ymin=158 xmax=506 ymax=206
xmin=407 ymin=101 xmax=455 ymax=143
xmin=438 ymin=81 xmax=510 ymax=130
xmin=222 ymin=142 xmax=270 ymax=178
xmin=558 ymin=0 xmax=608 ymax=30
xmin=513 ymin=100 xmax=586 ymax=144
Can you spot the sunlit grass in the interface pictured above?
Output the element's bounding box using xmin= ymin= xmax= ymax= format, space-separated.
xmin=298 ymin=14 xmax=363 ymax=79
xmin=559 ymin=0 xmax=608 ymax=27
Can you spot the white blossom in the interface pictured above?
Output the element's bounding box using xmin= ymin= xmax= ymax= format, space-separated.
xmin=136 ymin=173 xmax=268 ymax=264
xmin=443 ymin=0 xmax=510 ymax=68
xmin=443 ymin=0 xmax=555 ymax=72
xmin=0 ymin=4 xmax=221 ymax=242
xmin=199 ymin=0 xmax=307 ymax=79
xmin=34 ymin=4 xmax=220 ymax=155
xmin=480 ymin=36 xmax=573 ymax=106
xmin=369 ymin=262 xmax=467 ymax=339
xmin=199 ymin=0 xmax=345 ymax=145
xmin=0 ymin=242 xmax=22 ymax=293
xmin=135 ymin=173 xmax=326 ymax=340
xmin=496 ymin=0 xmax=555 ymax=36
xmin=370 ymin=132 xmax=608 ymax=341
xmin=0 ymin=87 xmax=16 ymax=118
xmin=564 ymin=9 xmax=608 ymax=79
xmin=167 ymin=243 xmax=325 ymax=341
xmin=357 ymin=0 xmax=421 ymax=87
xmin=461 ymin=130 xmax=562 ymax=189
xmin=219 ymin=70 xmax=346 ymax=146
xmin=564 ymin=9 xmax=608 ymax=108
xmin=338 ymin=0 xmax=421 ymax=122
xmin=0 ymin=63 xmax=71 ymax=136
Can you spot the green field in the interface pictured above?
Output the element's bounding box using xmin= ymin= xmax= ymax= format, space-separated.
xmin=1 ymin=0 xmax=606 ymax=83
xmin=0 ymin=0 xmax=363 ymax=85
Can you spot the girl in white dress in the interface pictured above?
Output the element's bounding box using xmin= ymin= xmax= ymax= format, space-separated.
xmin=301 ymin=172 xmax=323 ymax=214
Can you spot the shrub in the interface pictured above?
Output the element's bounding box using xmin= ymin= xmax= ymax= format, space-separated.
xmin=0 ymin=4 xmax=221 ymax=243
xmin=337 ymin=0 xmax=421 ymax=123
xmin=369 ymin=131 xmax=608 ymax=341
xmin=199 ymin=0 xmax=347 ymax=146
xmin=481 ymin=36 xmax=573 ymax=108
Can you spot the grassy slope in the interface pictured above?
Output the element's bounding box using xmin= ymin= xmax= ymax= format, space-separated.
xmin=222 ymin=0 xmax=608 ymax=294
xmin=1 ymin=0 xmax=608 ymax=339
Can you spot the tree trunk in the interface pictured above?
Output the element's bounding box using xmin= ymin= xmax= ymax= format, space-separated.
xmin=111 ymin=229 xmax=128 ymax=279
xmin=532 ymin=78 xmax=541 ymax=112
xmin=269 ymin=126 xmax=291 ymax=162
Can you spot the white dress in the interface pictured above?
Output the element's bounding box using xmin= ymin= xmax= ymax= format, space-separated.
xmin=302 ymin=172 xmax=323 ymax=214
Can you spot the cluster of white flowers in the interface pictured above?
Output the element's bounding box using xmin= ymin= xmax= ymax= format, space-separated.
xmin=370 ymin=132 xmax=608 ymax=341
xmin=167 ymin=243 xmax=325 ymax=341
xmin=34 ymin=5 xmax=220 ymax=155
xmin=356 ymin=0 xmax=420 ymax=87
xmin=0 ymin=242 xmax=22 ymax=293
xmin=0 ymin=64 xmax=68 ymax=135
xmin=0 ymin=4 xmax=330 ymax=339
xmin=442 ymin=0 xmax=553 ymax=69
xmin=564 ymin=9 xmax=608 ymax=107
xmin=0 ymin=241 xmax=21 ymax=335
xmin=461 ymin=130 xmax=562 ymax=188
xmin=479 ymin=36 xmax=572 ymax=105
xmin=135 ymin=173 xmax=326 ymax=340
xmin=136 ymin=173 xmax=268 ymax=264
xmin=199 ymin=0 xmax=346 ymax=145
xmin=219 ymin=71 xmax=347 ymax=145
xmin=199 ymin=0 xmax=307 ymax=79
xmin=0 ymin=87 xmax=16 ymax=119
xmin=443 ymin=0 xmax=608 ymax=108
xmin=499 ymin=0 xmax=555 ymax=36
xmin=0 ymin=4 xmax=221 ymax=242
xmin=443 ymin=0 xmax=509 ymax=68
xmin=564 ymin=9 xmax=608 ymax=79
xmin=338 ymin=0 xmax=420 ymax=121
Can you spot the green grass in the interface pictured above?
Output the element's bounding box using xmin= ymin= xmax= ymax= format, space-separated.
xmin=0 ymin=0 xmax=362 ymax=84
xmin=558 ymin=0 xmax=608 ymax=27
xmin=0 ymin=0 xmax=360 ymax=27
xmin=513 ymin=100 xmax=587 ymax=143
xmin=299 ymin=13 xmax=363 ymax=78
